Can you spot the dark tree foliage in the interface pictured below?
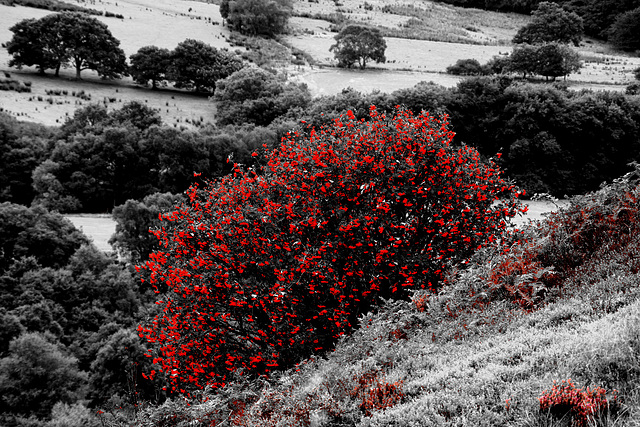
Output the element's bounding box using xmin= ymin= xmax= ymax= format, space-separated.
xmin=168 ymin=39 xmax=244 ymax=93
xmin=330 ymin=25 xmax=387 ymax=69
xmin=212 ymin=67 xmax=311 ymax=126
xmin=512 ymin=1 xmax=584 ymax=46
xmin=223 ymin=0 xmax=292 ymax=37
xmin=446 ymin=58 xmax=489 ymax=75
xmin=129 ymin=46 xmax=173 ymax=89
xmin=0 ymin=333 xmax=86 ymax=419
xmin=6 ymin=18 xmax=58 ymax=74
xmin=429 ymin=0 xmax=640 ymax=39
xmin=0 ymin=113 xmax=51 ymax=206
xmin=506 ymin=43 xmax=581 ymax=80
xmin=0 ymin=203 xmax=89 ymax=272
xmin=534 ymin=43 xmax=581 ymax=80
xmin=110 ymin=192 xmax=186 ymax=262
xmin=445 ymin=77 xmax=640 ymax=196
xmin=608 ymin=7 xmax=640 ymax=51
xmin=7 ymin=12 xmax=127 ymax=79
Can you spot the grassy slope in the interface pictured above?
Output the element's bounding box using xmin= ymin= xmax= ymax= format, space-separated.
xmin=164 ymin=176 xmax=640 ymax=427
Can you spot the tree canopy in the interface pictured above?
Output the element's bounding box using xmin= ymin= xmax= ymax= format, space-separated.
xmin=212 ymin=67 xmax=311 ymax=126
xmin=221 ymin=0 xmax=292 ymax=37
xmin=168 ymin=39 xmax=244 ymax=93
xmin=512 ymin=1 xmax=584 ymax=46
xmin=330 ymin=25 xmax=387 ymax=69
xmin=507 ymin=43 xmax=581 ymax=80
xmin=7 ymin=12 xmax=127 ymax=79
xmin=129 ymin=46 xmax=173 ymax=89
xmin=608 ymin=7 xmax=640 ymax=51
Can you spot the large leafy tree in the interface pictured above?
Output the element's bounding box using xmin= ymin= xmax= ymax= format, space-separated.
xmin=330 ymin=25 xmax=387 ymax=69
xmin=507 ymin=44 xmax=539 ymax=78
xmin=513 ymin=1 xmax=584 ymax=46
xmin=168 ymin=39 xmax=244 ymax=93
xmin=138 ymin=107 xmax=523 ymax=392
xmin=6 ymin=18 xmax=59 ymax=75
xmin=7 ymin=12 xmax=127 ymax=79
xmin=534 ymin=42 xmax=581 ymax=81
xmin=221 ymin=0 xmax=292 ymax=37
xmin=212 ymin=67 xmax=311 ymax=126
xmin=129 ymin=46 xmax=173 ymax=89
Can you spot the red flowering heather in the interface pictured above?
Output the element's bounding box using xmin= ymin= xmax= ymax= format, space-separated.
xmin=138 ymin=106 xmax=523 ymax=391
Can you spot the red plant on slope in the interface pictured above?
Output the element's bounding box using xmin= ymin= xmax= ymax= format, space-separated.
xmin=539 ymin=379 xmax=620 ymax=426
xmin=137 ymin=106 xmax=524 ymax=392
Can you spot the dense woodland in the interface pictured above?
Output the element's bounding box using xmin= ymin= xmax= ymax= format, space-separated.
xmin=3 ymin=77 xmax=640 ymax=213
xmin=2 ymin=0 xmax=640 ymax=425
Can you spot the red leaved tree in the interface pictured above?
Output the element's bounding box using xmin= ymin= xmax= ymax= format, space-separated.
xmin=138 ymin=107 xmax=523 ymax=392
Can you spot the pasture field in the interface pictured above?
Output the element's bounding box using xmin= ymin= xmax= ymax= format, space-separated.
xmin=1 ymin=0 xmax=639 ymax=125
xmin=65 ymin=214 xmax=116 ymax=253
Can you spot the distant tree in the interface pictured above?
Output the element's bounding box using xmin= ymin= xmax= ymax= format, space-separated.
xmin=212 ymin=67 xmax=312 ymax=126
xmin=7 ymin=12 xmax=127 ymax=79
xmin=507 ymin=44 xmax=539 ymax=78
xmin=168 ymin=39 xmax=244 ymax=93
xmin=446 ymin=58 xmax=488 ymax=75
xmin=484 ymin=55 xmax=512 ymax=74
xmin=0 ymin=333 xmax=86 ymax=419
xmin=0 ymin=203 xmax=89 ymax=272
xmin=6 ymin=18 xmax=58 ymax=75
xmin=534 ymin=42 xmax=581 ymax=80
xmin=330 ymin=25 xmax=386 ymax=69
xmin=109 ymin=192 xmax=185 ymax=262
xmin=608 ymin=7 xmax=640 ymax=51
xmin=129 ymin=46 xmax=172 ymax=89
xmin=222 ymin=0 xmax=292 ymax=37
xmin=513 ymin=1 xmax=584 ymax=46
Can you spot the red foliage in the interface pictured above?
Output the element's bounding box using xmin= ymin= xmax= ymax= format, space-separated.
xmin=539 ymin=379 xmax=619 ymax=426
xmin=137 ymin=106 xmax=523 ymax=391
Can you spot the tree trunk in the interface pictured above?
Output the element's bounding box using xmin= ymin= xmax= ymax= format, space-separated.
xmin=54 ymin=63 xmax=61 ymax=77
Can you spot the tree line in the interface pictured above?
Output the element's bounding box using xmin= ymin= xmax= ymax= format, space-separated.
xmin=3 ymin=72 xmax=640 ymax=215
xmin=7 ymin=12 xmax=246 ymax=92
xmin=427 ymin=0 xmax=640 ymax=49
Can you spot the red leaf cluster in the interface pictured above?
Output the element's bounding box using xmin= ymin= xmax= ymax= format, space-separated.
xmin=539 ymin=379 xmax=619 ymax=426
xmin=137 ymin=106 xmax=523 ymax=391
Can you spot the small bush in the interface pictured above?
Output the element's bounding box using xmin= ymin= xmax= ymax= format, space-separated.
xmin=539 ymin=379 xmax=620 ymax=426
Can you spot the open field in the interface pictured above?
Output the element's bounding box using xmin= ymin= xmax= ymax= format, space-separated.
xmin=65 ymin=214 xmax=116 ymax=253
xmin=1 ymin=0 xmax=639 ymax=125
